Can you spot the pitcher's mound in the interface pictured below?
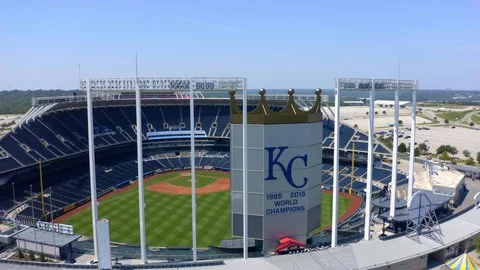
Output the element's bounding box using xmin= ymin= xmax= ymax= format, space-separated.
xmin=148 ymin=178 xmax=230 ymax=195
xmin=180 ymin=173 xmax=191 ymax=177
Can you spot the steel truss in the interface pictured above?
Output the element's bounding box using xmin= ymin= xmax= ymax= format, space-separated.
xmin=80 ymin=77 xmax=244 ymax=91
xmin=406 ymin=192 xmax=443 ymax=244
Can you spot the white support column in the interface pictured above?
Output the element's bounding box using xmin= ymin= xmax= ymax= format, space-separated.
xmin=364 ymin=80 xmax=375 ymax=241
xmin=407 ymin=82 xmax=417 ymax=206
xmin=331 ymin=79 xmax=340 ymax=247
xmin=86 ymin=79 xmax=99 ymax=258
xmin=242 ymin=78 xmax=248 ymax=259
xmin=389 ymin=82 xmax=400 ymax=217
xmin=135 ymin=79 xmax=147 ymax=263
xmin=190 ymin=79 xmax=197 ymax=262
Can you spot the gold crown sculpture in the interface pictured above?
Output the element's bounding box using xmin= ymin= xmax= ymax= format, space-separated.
xmin=230 ymin=88 xmax=323 ymax=124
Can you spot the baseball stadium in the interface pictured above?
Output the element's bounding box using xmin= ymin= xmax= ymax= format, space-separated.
xmin=0 ymin=77 xmax=479 ymax=270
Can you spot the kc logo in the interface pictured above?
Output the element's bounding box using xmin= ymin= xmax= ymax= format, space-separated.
xmin=265 ymin=147 xmax=308 ymax=188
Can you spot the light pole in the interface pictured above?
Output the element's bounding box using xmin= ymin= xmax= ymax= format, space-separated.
xmin=30 ymin=185 xmax=38 ymax=254
xmin=242 ymin=78 xmax=248 ymax=259
xmin=135 ymin=56 xmax=147 ymax=264
xmin=12 ymin=182 xmax=15 ymax=205
xmin=49 ymin=187 xmax=57 ymax=259
xmin=407 ymin=82 xmax=418 ymax=206
xmin=389 ymin=81 xmax=400 ymax=217
xmin=365 ymin=79 xmax=375 ymax=241
xmin=331 ymin=79 xmax=340 ymax=247
xmin=86 ymin=78 xmax=100 ymax=259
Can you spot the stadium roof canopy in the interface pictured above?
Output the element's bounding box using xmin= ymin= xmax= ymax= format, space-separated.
xmin=242 ymin=206 xmax=480 ymax=270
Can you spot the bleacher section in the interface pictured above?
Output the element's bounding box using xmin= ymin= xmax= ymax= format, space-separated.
xmin=0 ymin=104 xmax=389 ymax=174
xmin=320 ymin=163 xmax=408 ymax=195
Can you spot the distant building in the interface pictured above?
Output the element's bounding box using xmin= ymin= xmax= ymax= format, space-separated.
xmin=343 ymin=101 xmax=364 ymax=106
xmin=374 ymin=100 xmax=411 ymax=107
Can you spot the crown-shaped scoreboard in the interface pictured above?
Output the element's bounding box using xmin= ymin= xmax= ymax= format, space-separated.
xmin=229 ymin=89 xmax=323 ymax=252
xmin=229 ymin=88 xmax=323 ymax=125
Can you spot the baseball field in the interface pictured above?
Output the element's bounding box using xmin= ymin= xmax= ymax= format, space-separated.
xmin=57 ymin=170 xmax=360 ymax=247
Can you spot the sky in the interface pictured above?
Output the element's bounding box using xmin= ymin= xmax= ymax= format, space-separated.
xmin=0 ymin=0 xmax=479 ymax=90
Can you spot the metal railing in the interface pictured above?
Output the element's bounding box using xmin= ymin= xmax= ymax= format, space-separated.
xmin=0 ymin=258 xmax=225 ymax=269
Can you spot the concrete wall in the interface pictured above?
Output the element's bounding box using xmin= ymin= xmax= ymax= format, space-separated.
xmin=427 ymin=233 xmax=479 ymax=263
xmin=17 ymin=240 xmax=59 ymax=259
xmin=371 ymin=255 xmax=427 ymax=270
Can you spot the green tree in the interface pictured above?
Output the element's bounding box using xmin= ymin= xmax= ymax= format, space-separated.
xmin=444 ymin=119 xmax=449 ymax=124
xmin=477 ymin=152 xmax=480 ymax=164
xmin=418 ymin=143 xmax=428 ymax=154
xmin=375 ymin=111 xmax=378 ymax=115
xmin=463 ymin=150 xmax=471 ymax=158
xmin=28 ymin=250 xmax=35 ymax=261
xmin=382 ymin=110 xmax=386 ymax=115
xmin=476 ymin=237 xmax=480 ymax=253
xmin=39 ymin=253 xmax=46 ymax=262
xmin=470 ymin=122 xmax=475 ymax=127
xmin=451 ymin=146 xmax=459 ymax=157
xmin=0 ymin=90 xmax=77 ymax=114
xmin=440 ymin=151 xmax=450 ymax=160
xmin=398 ymin=119 xmax=403 ymax=125
xmin=17 ymin=248 xmax=24 ymax=259
xmin=436 ymin=145 xmax=458 ymax=156
xmin=398 ymin=143 xmax=407 ymax=153
xmin=414 ymin=147 xmax=421 ymax=157
xmin=465 ymin=157 xmax=476 ymax=166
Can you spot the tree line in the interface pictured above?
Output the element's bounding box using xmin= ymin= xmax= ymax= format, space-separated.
xmin=0 ymin=90 xmax=76 ymax=114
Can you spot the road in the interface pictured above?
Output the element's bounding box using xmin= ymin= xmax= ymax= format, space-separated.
xmin=461 ymin=110 xmax=480 ymax=126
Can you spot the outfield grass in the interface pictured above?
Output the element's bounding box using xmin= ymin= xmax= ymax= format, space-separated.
xmin=471 ymin=113 xmax=480 ymax=125
xmin=437 ymin=110 xmax=477 ymax=121
xmin=318 ymin=192 xmax=351 ymax=232
xmin=63 ymin=171 xmax=352 ymax=247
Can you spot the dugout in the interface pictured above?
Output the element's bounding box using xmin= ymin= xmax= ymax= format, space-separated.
xmin=14 ymin=227 xmax=81 ymax=260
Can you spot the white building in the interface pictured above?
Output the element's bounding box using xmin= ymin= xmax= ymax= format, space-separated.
xmin=375 ymin=100 xmax=411 ymax=107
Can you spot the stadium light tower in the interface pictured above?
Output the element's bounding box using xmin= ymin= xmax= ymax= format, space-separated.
xmin=389 ymin=81 xmax=400 ymax=217
xmin=407 ymin=81 xmax=418 ymax=206
xmin=334 ymin=78 xmax=417 ymax=243
xmin=334 ymin=78 xmax=375 ymax=244
xmin=242 ymin=77 xmax=248 ymax=260
xmin=82 ymin=76 xmax=245 ymax=263
xmin=85 ymin=79 xmax=100 ymax=259
xmin=134 ymin=56 xmax=147 ymax=263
